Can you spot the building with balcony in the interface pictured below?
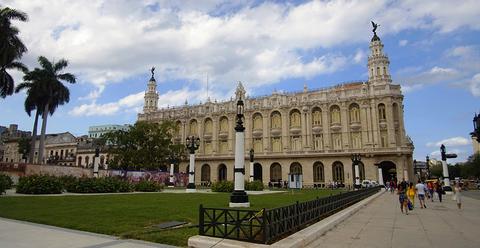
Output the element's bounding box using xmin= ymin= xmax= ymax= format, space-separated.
xmin=88 ymin=124 xmax=130 ymax=139
xmin=138 ymin=30 xmax=414 ymax=188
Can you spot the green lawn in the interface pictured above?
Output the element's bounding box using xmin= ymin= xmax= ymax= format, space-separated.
xmin=0 ymin=189 xmax=340 ymax=247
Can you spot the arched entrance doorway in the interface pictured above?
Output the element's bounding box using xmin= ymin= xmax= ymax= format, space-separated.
xmin=332 ymin=161 xmax=344 ymax=184
xmin=270 ymin=163 xmax=282 ymax=187
xmin=379 ymin=161 xmax=397 ymax=183
xmin=201 ymin=164 xmax=211 ymax=184
xmin=289 ymin=162 xmax=303 ymax=189
xmin=218 ymin=164 xmax=227 ymax=181
xmin=253 ymin=163 xmax=262 ymax=181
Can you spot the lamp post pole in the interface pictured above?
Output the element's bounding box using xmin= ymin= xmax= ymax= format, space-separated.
xmin=249 ymin=149 xmax=254 ymax=182
xmin=93 ymin=147 xmax=100 ymax=178
xmin=474 ymin=113 xmax=480 ymax=142
xmin=186 ymin=136 xmax=200 ymax=192
xmin=168 ymin=155 xmax=177 ymax=187
xmin=230 ymin=98 xmax=250 ymax=207
xmin=351 ymin=154 xmax=361 ymax=190
xmin=426 ymin=155 xmax=430 ymax=179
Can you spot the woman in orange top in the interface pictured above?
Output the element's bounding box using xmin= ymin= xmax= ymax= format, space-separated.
xmin=407 ymin=182 xmax=416 ymax=209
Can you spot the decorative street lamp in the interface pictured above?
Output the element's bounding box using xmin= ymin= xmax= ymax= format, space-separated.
xmin=351 ymin=153 xmax=361 ymax=189
xmin=440 ymin=144 xmax=457 ymax=187
xmin=230 ymin=98 xmax=250 ymax=207
xmin=93 ymin=147 xmax=100 ymax=178
xmin=426 ymin=155 xmax=430 ymax=179
xmin=249 ymin=148 xmax=254 ymax=182
xmin=474 ymin=113 xmax=480 ymax=142
xmin=185 ymin=136 xmax=200 ymax=192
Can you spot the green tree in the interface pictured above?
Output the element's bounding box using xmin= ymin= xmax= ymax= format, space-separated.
xmin=25 ymin=56 xmax=76 ymax=164
xmin=461 ymin=153 xmax=480 ymax=179
xmin=102 ymin=121 xmax=185 ymax=171
xmin=15 ymin=76 xmax=44 ymax=164
xmin=0 ymin=6 xmax=28 ymax=98
xmin=429 ymin=163 xmax=443 ymax=178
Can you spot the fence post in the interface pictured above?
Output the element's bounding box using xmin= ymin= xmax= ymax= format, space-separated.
xmin=199 ymin=204 xmax=204 ymax=235
xmin=262 ymin=208 xmax=268 ymax=244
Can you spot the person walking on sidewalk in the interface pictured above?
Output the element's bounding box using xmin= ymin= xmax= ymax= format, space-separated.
xmin=435 ymin=181 xmax=443 ymax=203
xmin=398 ymin=184 xmax=408 ymax=215
xmin=415 ymin=180 xmax=427 ymax=209
xmin=428 ymin=181 xmax=434 ymax=202
xmin=407 ymin=182 xmax=416 ymax=209
xmin=454 ymin=182 xmax=463 ymax=209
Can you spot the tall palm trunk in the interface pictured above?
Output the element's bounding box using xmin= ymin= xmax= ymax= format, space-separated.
xmin=28 ymin=110 xmax=39 ymax=164
xmin=38 ymin=102 xmax=49 ymax=164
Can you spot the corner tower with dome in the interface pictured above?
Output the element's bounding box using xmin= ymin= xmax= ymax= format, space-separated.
xmin=138 ymin=24 xmax=414 ymax=188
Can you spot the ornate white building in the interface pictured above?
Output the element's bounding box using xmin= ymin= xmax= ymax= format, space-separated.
xmin=138 ymin=31 xmax=414 ymax=188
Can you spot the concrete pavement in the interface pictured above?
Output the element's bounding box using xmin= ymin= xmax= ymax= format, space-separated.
xmin=0 ymin=217 xmax=177 ymax=248
xmin=307 ymin=190 xmax=480 ymax=248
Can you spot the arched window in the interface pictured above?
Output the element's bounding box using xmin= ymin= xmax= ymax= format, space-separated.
xmin=313 ymin=162 xmax=324 ymax=182
xmin=312 ymin=108 xmax=322 ymax=126
xmin=201 ymin=164 xmax=211 ymax=182
xmin=349 ymin=103 xmax=360 ymax=123
xmin=204 ymin=118 xmax=213 ymax=134
xmin=378 ymin=104 xmax=386 ymax=120
xmin=219 ymin=117 xmax=228 ymax=132
xmin=100 ymin=155 xmax=105 ymax=166
xmin=77 ymin=156 xmax=82 ymax=166
xmin=85 ymin=156 xmax=90 ymax=167
xmin=383 ymin=67 xmax=387 ymax=75
xmin=253 ymin=113 xmax=262 ymax=130
xmin=218 ymin=164 xmax=227 ymax=181
xmin=189 ymin=119 xmax=198 ymax=135
xmin=332 ymin=162 xmax=344 ymax=182
xmin=289 ymin=110 xmax=301 ymax=128
xmin=270 ymin=163 xmax=282 ymax=182
xmin=290 ymin=162 xmax=302 ymax=175
xmin=271 ymin=111 xmax=282 ymax=129
xmin=330 ymin=105 xmax=341 ymax=124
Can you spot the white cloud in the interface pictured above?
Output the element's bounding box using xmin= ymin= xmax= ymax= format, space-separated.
xmin=426 ymin=136 xmax=471 ymax=147
xmin=399 ymin=40 xmax=408 ymax=46
xmin=470 ymin=73 xmax=480 ymax=97
xmin=353 ymin=49 xmax=366 ymax=64
xmin=7 ymin=0 xmax=480 ymax=92
xmin=398 ymin=66 xmax=460 ymax=92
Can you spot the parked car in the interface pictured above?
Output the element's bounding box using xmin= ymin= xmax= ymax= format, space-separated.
xmin=370 ymin=180 xmax=378 ymax=186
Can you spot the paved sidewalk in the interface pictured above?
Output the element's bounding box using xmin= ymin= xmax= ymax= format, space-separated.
xmin=0 ymin=217 xmax=177 ymax=248
xmin=307 ymin=190 xmax=480 ymax=248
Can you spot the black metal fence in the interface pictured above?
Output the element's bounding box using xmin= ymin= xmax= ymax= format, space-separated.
xmin=198 ymin=186 xmax=380 ymax=244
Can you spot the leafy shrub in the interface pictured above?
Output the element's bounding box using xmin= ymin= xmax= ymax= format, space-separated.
xmin=58 ymin=175 xmax=78 ymax=192
xmin=134 ymin=180 xmax=163 ymax=192
xmin=245 ymin=180 xmax=264 ymax=191
xmin=211 ymin=180 xmax=234 ymax=192
xmin=0 ymin=174 xmax=14 ymax=194
xmin=16 ymin=175 xmax=63 ymax=194
xmin=66 ymin=177 xmax=133 ymax=193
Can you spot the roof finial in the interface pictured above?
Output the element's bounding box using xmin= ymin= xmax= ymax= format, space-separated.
xmin=150 ymin=67 xmax=155 ymax=81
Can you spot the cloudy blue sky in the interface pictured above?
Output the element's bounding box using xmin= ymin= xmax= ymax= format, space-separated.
xmin=1 ymin=0 xmax=479 ymax=163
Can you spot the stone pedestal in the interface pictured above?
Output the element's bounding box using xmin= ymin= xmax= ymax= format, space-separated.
xmin=442 ymin=160 xmax=450 ymax=187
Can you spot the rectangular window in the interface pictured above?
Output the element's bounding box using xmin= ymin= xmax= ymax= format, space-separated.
xmin=204 ymin=141 xmax=212 ymax=155
xmin=253 ymin=138 xmax=263 ymax=153
xmin=272 ymin=137 xmax=282 ymax=152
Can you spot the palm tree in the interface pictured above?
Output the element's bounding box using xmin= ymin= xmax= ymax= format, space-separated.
xmin=0 ymin=6 xmax=28 ymax=98
xmin=15 ymin=75 xmax=44 ymax=164
xmin=26 ymin=56 xmax=76 ymax=164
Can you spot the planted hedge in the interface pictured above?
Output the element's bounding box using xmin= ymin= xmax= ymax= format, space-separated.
xmin=16 ymin=175 xmax=63 ymax=194
xmin=245 ymin=180 xmax=264 ymax=191
xmin=211 ymin=181 xmax=234 ymax=192
xmin=66 ymin=177 xmax=133 ymax=193
xmin=134 ymin=180 xmax=163 ymax=192
xmin=0 ymin=174 xmax=14 ymax=194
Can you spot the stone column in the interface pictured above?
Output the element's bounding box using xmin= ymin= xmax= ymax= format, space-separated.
xmin=385 ymin=100 xmax=396 ymax=146
xmin=340 ymin=105 xmax=349 ymax=149
xmin=378 ymin=167 xmax=384 ymax=186
xmin=186 ymin=153 xmax=196 ymax=192
xmin=322 ymin=107 xmax=330 ymax=149
xmin=441 ymin=160 xmax=450 ymax=187
xmin=230 ymin=123 xmax=249 ymax=207
xmin=169 ymin=163 xmax=175 ymax=187
xmin=93 ymin=148 xmax=100 ymax=178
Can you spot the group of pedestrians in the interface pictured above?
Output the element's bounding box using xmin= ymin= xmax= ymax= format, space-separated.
xmin=389 ymin=179 xmax=464 ymax=215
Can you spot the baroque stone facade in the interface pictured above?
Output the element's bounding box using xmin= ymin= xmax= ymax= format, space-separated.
xmin=138 ymin=32 xmax=414 ymax=188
